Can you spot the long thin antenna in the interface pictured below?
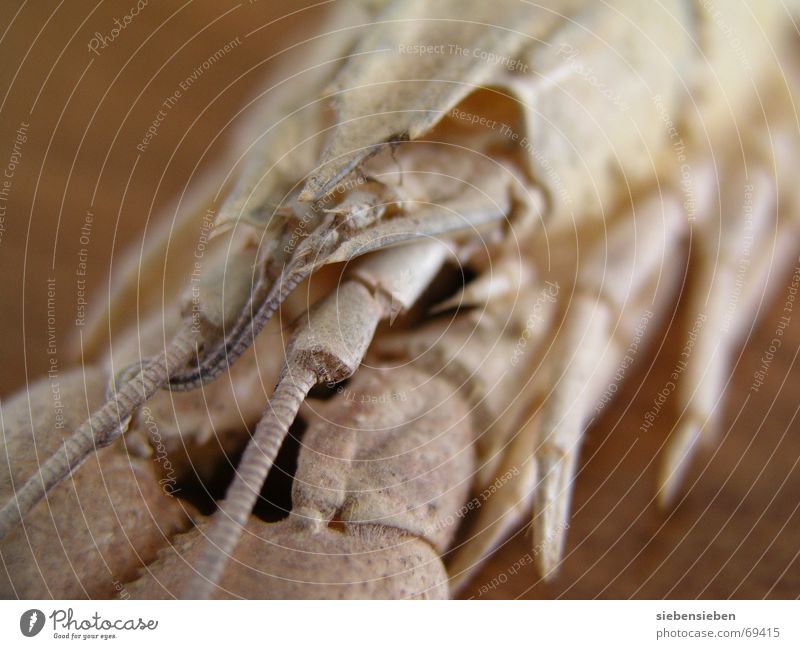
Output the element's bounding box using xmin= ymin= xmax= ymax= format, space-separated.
xmin=166 ymin=262 xmax=311 ymax=392
xmin=188 ymin=366 xmax=316 ymax=598
xmin=0 ymin=325 xmax=197 ymax=540
xmin=183 ymin=240 xmax=448 ymax=598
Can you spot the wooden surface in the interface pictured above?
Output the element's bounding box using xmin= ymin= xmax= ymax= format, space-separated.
xmin=1 ymin=1 xmax=798 ymax=599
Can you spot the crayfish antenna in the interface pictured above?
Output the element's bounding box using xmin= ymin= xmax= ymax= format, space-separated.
xmin=0 ymin=324 xmax=197 ymax=541
xmin=189 ymin=365 xmax=318 ymax=597
xmin=165 ymin=226 xmax=331 ymax=392
xmin=186 ymin=240 xmax=448 ymax=598
xmin=185 ymin=282 xmax=384 ymax=599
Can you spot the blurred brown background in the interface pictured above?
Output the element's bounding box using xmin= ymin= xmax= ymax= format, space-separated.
xmin=0 ymin=0 xmax=798 ymax=599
